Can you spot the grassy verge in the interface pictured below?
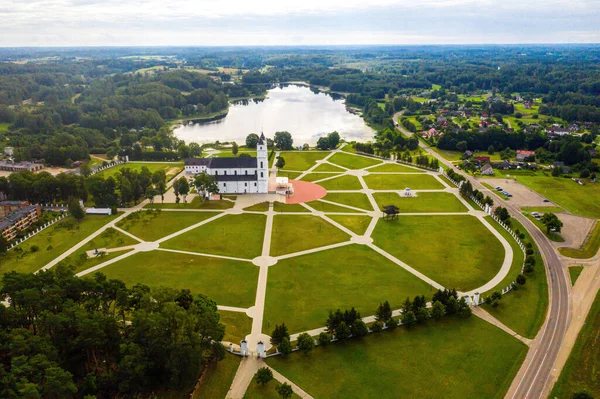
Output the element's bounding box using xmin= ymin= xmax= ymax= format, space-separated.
xmin=219 ymin=311 xmax=252 ymax=344
xmin=192 ymin=354 xmax=240 ymax=399
xmin=568 ymin=266 xmax=584 ymax=285
xmin=270 ymin=215 xmax=350 ymax=256
xmin=524 ymin=214 xmax=565 ymax=242
xmin=146 ymin=198 xmax=234 ymax=210
xmin=559 ymin=222 xmax=600 ymax=259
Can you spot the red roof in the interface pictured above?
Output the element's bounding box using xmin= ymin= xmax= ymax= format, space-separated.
xmin=516 ymin=150 xmax=535 ymax=155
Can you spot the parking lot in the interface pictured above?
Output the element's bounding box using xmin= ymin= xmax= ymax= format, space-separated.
xmin=479 ymin=177 xmax=554 ymax=208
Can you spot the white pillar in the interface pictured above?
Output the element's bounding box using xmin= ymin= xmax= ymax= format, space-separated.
xmin=257 ymin=341 xmax=266 ymax=358
xmin=240 ymin=340 xmax=248 ymax=357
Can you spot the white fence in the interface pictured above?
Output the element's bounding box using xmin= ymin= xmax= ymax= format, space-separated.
xmin=7 ymin=213 xmax=69 ymax=251
xmin=355 ymin=151 xmax=438 ymax=172
xmin=89 ymin=159 xmax=126 ymax=176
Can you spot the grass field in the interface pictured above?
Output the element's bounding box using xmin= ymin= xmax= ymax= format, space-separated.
xmin=117 ymin=210 xmax=219 ymax=241
xmin=267 ymin=315 xmax=527 ymax=399
xmin=313 ymin=163 xmax=345 ymax=172
xmin=328 ymin=152 xmax=381 ymax=169
xmin=0 ymin=214 xmax=119 ymax=276
xmin=300 ymin=172 xmax=343 ymax=182
xmin=70 ymin=228 xmax=137 ymax=273
xmin=270 ymin=215 xmax=350 ymax=256
xmin=327 ymin=215 xmax=371 ymax=235
xmin=318 ymin=175 xmax=363 ymax=190
xmin=305 ymin=200 xmax=361 ymax=213
xmin=96 ymin=250 xmax=258 ymax=307
xmin=373 ymin=215 xmax=505 ymax=291
xmin=559 ymin=222 xmax=600 ymax=259
xmin=161 ymin=214 xmax=266 ymax=259
xmin=243 ymin=202 xmax=270 ymax=212
xmin=367 ymin=163 xmax=421 ymax=172
xmin=278 ymin=151 xmax=329 ymax=171
xmin=274 ymin=171 xmax=302 ymax=180
xmin=372 ymin=192 xmax=468 ymax=213
xmin=323 ymin=192 xmax=373 ymax=211
xmin=550 ymin=291 xmax=600 ymax=399
xmin=146 ymin=198 xmax=234 ymax=210
xmin=364 ymin=173 xmax=444 ymax=190
xmin=482 ymin=218 xmax=548 ymax=339
xmin=244 ymin=379 xmax=300 ymax=399
xmin=273 ymin=202 xmax=309 ymax=213
xmin=263 ymin=245 xmax=433 ymax=333
xmin=192 ymin=354 xmax=240 ymax=399
xmin=515 ymin=175 xmax=600 ymax=218
xmin=568 ymin=266 xmax=584 ymax=285
xmin=96 ymin=162 xmax=183 ymax=181
xmin=219 ymin=311 xmax=252 ymax=344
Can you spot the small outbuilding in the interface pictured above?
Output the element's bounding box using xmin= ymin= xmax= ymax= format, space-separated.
xmin=382 ymin=205 xmax=399 ymax=220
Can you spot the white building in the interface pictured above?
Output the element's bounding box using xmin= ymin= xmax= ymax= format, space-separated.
xmin=184 ymin=134 xmax=269 ymax=194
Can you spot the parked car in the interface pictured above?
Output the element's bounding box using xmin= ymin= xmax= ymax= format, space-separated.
xmin=496 ymin=187 xmax=503 ymax=191
xmin=543 ymin=199 xmax=550 ymax=202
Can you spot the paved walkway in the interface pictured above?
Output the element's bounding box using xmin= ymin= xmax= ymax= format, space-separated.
xmin=472 ymin=307 xmax=532 ymax=346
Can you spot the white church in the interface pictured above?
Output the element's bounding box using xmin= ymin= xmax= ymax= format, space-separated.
xmin=184 ymin=133 xmax=269 ymax=194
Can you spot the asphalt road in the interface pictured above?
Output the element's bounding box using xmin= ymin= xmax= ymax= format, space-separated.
xmin=393 ymin=112 xmax=570 ymax=398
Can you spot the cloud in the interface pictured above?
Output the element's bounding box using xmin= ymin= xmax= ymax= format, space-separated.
xmin=0 ymin=0 xmax=599 ymax=46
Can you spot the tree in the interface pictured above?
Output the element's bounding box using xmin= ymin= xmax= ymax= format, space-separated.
xmin=487 ymin=145 xmax=495 ymax=154
xmin=0 ymin=234 xmax=9 ymax=254
xmin=278 ymin=337 xmax=292 ymax=357
xmin=297 ymin=333 xmax=314 ymax=352
xmin=431 ymin=301 xmax=446 ymax=319
xmin=486 ymin=291 xmax=503 ymax=308
xmin=457 ymin=297 xmax=472 ymax=318
xmin=318 ymin=332 xmax=330 ymax=346
xmin=415 ymin=307 xmax=430 ymax=323
xmin=270 ymin=323 xmax=290 ymax=347
xmin=316 ymin=137 xmax=330 ymax=150
xmin=571 ymin=391 xmax=594 ymax=399
xmin=275 ymin=156 xmax=285 ymax=168
xmin=401 ymin=311 xmax=416 ymax=327
xmin=193 ymin=172 xmax=219 ymax=201
xmin=145 ymin=186 xmax=158 ymax=203
xmin=446 ymin=296 xmax=459 ymax=314
xmin=334 ymin=321 xmax=351 ymax=340
xmin=375 ymin=301 xmax=392 ymax=322
xmin=246 ymin=133 xmax=260 ymax=148
xmin=156 ymin=180 xmax=167 ymax=203
xmin=80 ymin=163 xmax=92 ymax=177
xmin=274 ymin=131 xmax=293 ymax=150
xmin=276 ymin=382 xmax=294 ymax=398
xmin=255 ymin=367 xmax=273 ymax=386
xmin=176 ymin=177 xmax=190 ymax=203
xmin=351 ymin=319 xmax=369 ymax=338
xmin=516 ymin=274 xmax=527 ymax=285
xmin=540 ymin=212 xmax=563 ymax=234
xmin=494 ymin=206 xmax=511 ymax=223
xmin=328 ymin=132 xmax=340 ymax=149
xmin=68 ymin=197 xmax=85 ymax=221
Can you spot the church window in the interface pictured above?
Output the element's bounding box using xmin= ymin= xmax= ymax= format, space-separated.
xmin=261 ymin=172 xmax=264 ymax=177
xmin=224 ymin=170 xmax=227 ymax=175
xmin=260 ymin=162 xmax=263 ymax=168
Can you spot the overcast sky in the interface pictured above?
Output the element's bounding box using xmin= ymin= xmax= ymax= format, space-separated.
xmin=1 ymin=0 xmax=599 ymax=46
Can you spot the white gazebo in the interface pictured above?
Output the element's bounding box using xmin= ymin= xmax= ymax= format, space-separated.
xmin=404 ymin=187 xmax=412 ymax=197
xmin=276 ymin=177 xmax=293 ymax=195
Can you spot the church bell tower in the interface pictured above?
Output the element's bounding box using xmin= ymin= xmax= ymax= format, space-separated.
xmin=257 ymin=133 xmax=268 ymax=193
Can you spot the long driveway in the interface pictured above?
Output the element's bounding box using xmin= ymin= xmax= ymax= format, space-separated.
xmin=393 ymin=112 xmax=570 ymax=399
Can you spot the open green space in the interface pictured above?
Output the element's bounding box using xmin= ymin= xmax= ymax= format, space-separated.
xmin=213 ymin=148 xmax=256 ymax=158
xmin=270 ymin=215 xmax=350 ymax=256
xmin=300 ymin=172 xmax=342 ymax=182
xmin=559 ymin=222 xmax=600 ymax=259
xmin=328 ymin=152 xmax=382 ymax=169
xmin=569 ymin=266 xmax=584 ymax=285
xmin=279 ymin=151 xmax=329 ymax=171
xmin=96 ymin=162 xmax=183 ymax=181
xmin=551 ymin=290 xmax=600 ymax=399
xmin=305 ymin=200 xmax=361 ymax=213
xmin=243 ymin=202 xmax=270 ymax=212
xmin=263 ymin=245 xmax=432 ymax=333
xmin=318 ymin=175 xmax=363 ymax=190
xmin=0 ymin=214 xmax=119 ymax=276
xmin=244 ymin=379 xmax=301 ymax=399
xmin=482 ymin=218 xmax=548 ymax=339
xmin=364 ymin=173 xmax=444 ymax=190
xmin=313 ymin=163 xmax=346 ymax=172
xmin=117 ymin=210 xmax=218 ymax=242
xmin=97 ymin=250 xmax=258 ymax=307
xmin=68 ymin=228 xmax=138 ymax=274
xmin=267 ymin=316 xmax=527 ymax=399
xmin=323 ymin=192 xmax=373 ymax=211
xmin=0 ymin=122 xmax=10 ymax=132
xmin=373 ymin=215 xmax=505 ymax=291
xmin=524 ymin=213 xmax=565 ymax=242
xmin=327 ymin=215 xmax=371 ymax=235
xmin=372 ymin=192 xmax=467 ymax=213
xmin=146 ymin=197 xmax=234 ymax=210
xmin=275 ymin=171 xmax=302 ymax=180
xmin=367 ymin=163 xmax=421 ymax=172
xmin=161 ymin=213 xmax=266 ymax=259
xmin=273 ymin=202 xmax=309 ymax=213
xmin=192 ymin=354 xmax=240 ymax=399
xmin=219 ymin=311 xmax=252 ymax=344
xmin=515 ymin=175 xmax=600 ymax=218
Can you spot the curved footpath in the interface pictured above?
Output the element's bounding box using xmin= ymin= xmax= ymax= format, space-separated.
xmin=393 ymin=112 xmax=570 ymax=399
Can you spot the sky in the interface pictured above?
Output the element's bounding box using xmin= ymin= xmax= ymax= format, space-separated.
xmin=1 ymin=0 xmax=599 ymax=46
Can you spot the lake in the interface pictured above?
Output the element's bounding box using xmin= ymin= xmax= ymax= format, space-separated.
xmin=173 ymin=84 xmax=375 ymax=146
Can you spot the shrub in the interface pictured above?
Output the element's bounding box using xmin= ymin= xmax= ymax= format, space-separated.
xmin=30 ymin=245 xmax=39 ymax=253
xmin=516 ymin=274 xmax=527 ymax=285
xmin=317 ymin=332 xmax=330 ymax=346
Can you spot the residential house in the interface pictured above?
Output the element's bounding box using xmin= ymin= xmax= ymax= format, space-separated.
xmin=516 ymin=150 xmax=536 ymax=162
xmin=481 ymin=164 xmax=494 ymax=175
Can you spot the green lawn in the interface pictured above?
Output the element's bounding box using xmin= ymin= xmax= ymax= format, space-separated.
xmin=192 ymin=354 xmax=240 ymax=399
xmin=0 ymin=214 xmax=119 ymax=276
xmin=550 ymin=290 xmax=600 ymax=399
xmin=267 ymin=316 xmax=527 ymax=399
xmin=300 ymin=172 xmax=343 ymax=182
xmin=263 ymin=245 xmax=433 ymax=333
xmin=116 ymin=210 xmax=219 ymax=242
xmin=219 ymin=311 xmax=252 ymax=344
xmin=482 ymin=218 xmax=548 ymax=339
xmin=367 ymin=163 xmax=422 ymax=172
xmin=96 ymin=162 xmax=183 ymax=181
xmin=305 ymin=201 xmax=361 ymax=213
xmin=146 ymin=198 xmax=234 ymax=210
xmin=327 ymin=215 xmax=371 ymax=235
xmin=323 ymin=192 xmax=373 ymax=211
xmin=273 ymin=202 xmax=309 ymax=213
xmin=96 ymin=250 xmax=258 ymax=307
xmin=68 ymin=227 xmax=138 ymax=273
xmin=559 ymin=222 xmax=600 ymax=259
xmin=318 ymin=175 xmax=363 ymax=190
xmin=364 ymin=174 xmax=444 ymax=190
xmin=515 ymin=175 xmax=600 ymax=218
xmin=372 ymin=192 xmax=468 ymax=213
xmin=243 ymin=202 xmax=270 ymax=212
xmin=276 ymin=171 xmax=302 ymax=180
xmin=313 ymin=163 xmax=346 ymax=172
xmin=0 ymin=123 xmax=10 ymax=132
xmin=569 ymin=266 xmax=584 ymax=285
xmin=278 ymin=151 xmax=329 ymax=171
xmin=373 ymin=215 xmax=505 ymax=291
xmin=328 ymin=152 xmax=382 ymax=169
xmin=270 ymin=215 xmax=350 ymax=256
xmin=161 ymin=214 xmax=266 ymax=259
xmin=244 ymin=379 xmax=300 ymax=399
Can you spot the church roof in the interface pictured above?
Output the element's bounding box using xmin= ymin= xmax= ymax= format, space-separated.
xmin=258 ymin=132 xmax=266 ymax=145
xmin=215 ymin=173 xmax=258 ymax=182
xmin=184 ymin=157 xmax=257 ymax=169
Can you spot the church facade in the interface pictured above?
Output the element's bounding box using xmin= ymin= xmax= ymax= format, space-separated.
xmin=184 ymin=134 xmax=269 ymax=194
